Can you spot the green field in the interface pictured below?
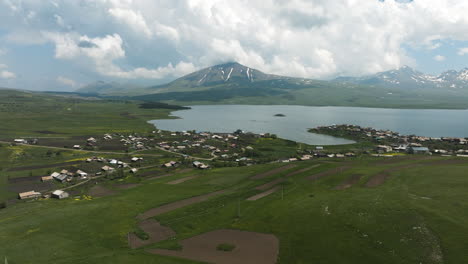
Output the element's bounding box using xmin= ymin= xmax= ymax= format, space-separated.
xmin=1 ymin=156 xmax=467 ymax=263
xmin=1 ymin=89 xmax=468 ymax=264
xmin=0 ymin=89 xmax=174 ymax=138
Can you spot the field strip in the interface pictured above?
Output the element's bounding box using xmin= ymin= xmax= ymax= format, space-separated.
xmin=285 ymin=164 xmax=321 ymax=177
xmin=334 ymin=174 xmax=363 ymax=190
xmin=307 ymin=166 xmax=352 ymax=181
xmin=6 ymin=160 xmax=84 ymax=172
xmin=250 ymin=164 xmax=297 ymax=180
xmin=247 ymin=187 xmax=280 ymax=201
xmin=166 ymin=175 xmax=199 ymax=185
xmin=366 ymin=164 xmax=422 ymax=187
xmin=137 ymin=190 xmax=227 ymax=220
xmin=147 ymin=229 xmax=279 ymax=264
xmin=128 ymin=219 xmax=176 ymax=249
xmin=255 ymin=178 xmax=285 ymax=191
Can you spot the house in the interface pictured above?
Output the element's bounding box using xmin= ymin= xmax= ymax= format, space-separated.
xmin=130 ymin=168 xmax=138 ymax=173
xmin=376 ymin=145 xmax=393 ymax=153
xmin=409 ymin=146 xmax=430 ymax=154
xmin=51 ymin=172 xmax=61 ymax=178
xmin=41 ymin=176 xmax=53 ymax=182
xmin=76 ymin=170 xmax=88 ymax=178
xmin=131 ymin=157 xmax=143 ymax=162
xmin=163 ymin=162 xmax=173 ymax=168
xmin=73 ymin=145 xmax=81 ymax=149
xmin=316 ymin=146 xmax=324 ymax=150
xmin=87 ymin=137 xmax=97 ymax=143
xmin=19 ymin=191 xmax=41 ymax=200
xmin=14 ymin=139 xmax=27 ymax=144
xmin=52 ymin=190 xmax=69 ymax=199
xmin=60 ymin=169 xmax=69 ymax=174
xmin=101 ymin=165 xmax=115 ymax=172
xmin=54 ymin=174 xmax=68 ymax=183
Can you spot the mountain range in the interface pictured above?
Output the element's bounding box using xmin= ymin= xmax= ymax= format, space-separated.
xmin=334 ymin=66 xmax=468 ymax=89
xmin=76 ymin=63 xmax=468 ymax=96
xmin=71 ymin=62 xmax=468 ymax=109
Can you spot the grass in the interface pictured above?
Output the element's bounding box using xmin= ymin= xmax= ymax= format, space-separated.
xmin=0 ymin=89 xmax=175 ymax=138
xmin=1 ymin=156 xmax=468 ymax=263
xmin=1 ymin=89 xmax=468 ymax=263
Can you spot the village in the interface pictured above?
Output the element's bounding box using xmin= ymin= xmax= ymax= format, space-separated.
xmin=311 ymin=124 xmax=468 ymax=157
xmin=13 ymin=124 xmax=468 ymax=202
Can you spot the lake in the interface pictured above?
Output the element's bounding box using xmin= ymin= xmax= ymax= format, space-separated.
xmin=149 ymin=105 xmax=468 ymax=145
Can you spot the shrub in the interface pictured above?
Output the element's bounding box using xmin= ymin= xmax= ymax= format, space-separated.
xmin=216 ymin=243 xmax=236 ymax=252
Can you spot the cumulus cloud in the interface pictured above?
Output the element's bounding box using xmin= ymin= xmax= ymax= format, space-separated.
xmin=433 ymin=55 xmax=446 ymax=61
xmin=458 ymin=47 xmax=468 ymax=56
xmin=0 ymin=63 xmax=16 ymax=79
xmin=1 ymin=0 xmax=468 ymax=82
xmin=56 ymin=76 xmax=77 ymax=87
xmin=0 ymin=70 xmax=16 ymax=79
xmin=43 ymin=31 xmax=196 ymax=79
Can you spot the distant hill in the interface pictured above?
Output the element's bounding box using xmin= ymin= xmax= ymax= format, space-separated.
xmin=334 ymin=66 xmax=468 ymax=89
xmin=75 ymin=81 xmax=145 ymax=95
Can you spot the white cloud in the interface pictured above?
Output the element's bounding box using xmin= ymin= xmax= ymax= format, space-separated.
xmin=56 ymin=76 xmax=77 ymax=87
xmin=108 ymin=8 xmax=152 ymax=38
xmin=0 ymin=64 xmax=7 ymax=69
xmin=3 ymin=0 xmax=468 ymax=82
xmin=433 ymin=55 xmax=446 ymax=61
xmin=44 ymin=31 xmax=196 ymax=79
xmin=458 ymin=47 xmax=468 ymax=56
xmin=0 ymin=70 xmax=16 ymax=79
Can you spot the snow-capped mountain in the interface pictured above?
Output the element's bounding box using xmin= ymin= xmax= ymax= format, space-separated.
xmin=334 ymin=66 xmax=468 ymax=89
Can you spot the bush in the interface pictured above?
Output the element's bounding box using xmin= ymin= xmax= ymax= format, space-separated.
xmin=216 ymin=243 xmax=236 ymax=252
xmin=134 ymin=227 xmax=149 ymax=240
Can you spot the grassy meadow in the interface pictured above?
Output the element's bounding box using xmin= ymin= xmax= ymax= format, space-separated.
xmin=0 ymin=157 xmax=467 ymax=263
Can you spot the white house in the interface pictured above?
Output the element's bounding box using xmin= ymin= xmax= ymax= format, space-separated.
xmin=76 ymin=170 xmax=88 ymax=178
xmin=52 ymin=190 xmax=69 ymax=199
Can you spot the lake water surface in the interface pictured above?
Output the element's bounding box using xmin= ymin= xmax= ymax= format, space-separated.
xmin=149 ymin=105 xmax=468 ymax=145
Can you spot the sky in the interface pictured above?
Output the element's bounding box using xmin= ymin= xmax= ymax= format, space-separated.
xmin=1 ymin=0 xmax=468 ymax=91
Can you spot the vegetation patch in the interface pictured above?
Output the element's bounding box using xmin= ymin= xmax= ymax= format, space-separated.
xmin=139 ymin=102 xmax=190 ymax=110
xmin=134 ymin=227 xmax=150 ymax=240
xmin=216 ymin=243 xmax=236 ymax=251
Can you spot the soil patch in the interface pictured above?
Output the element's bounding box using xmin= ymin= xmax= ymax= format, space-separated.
xmin=285 ymin=165 xmax=321 ymax=177
xmin=34 ymin=130 xmax=61 ymax=134
xmin=146 ymin=174 xmax=174 ymax=181
xmin=115 ymin=184 xmax=141 ymax=190
xmin=366 ymin=164 xmax=422 ymax=187
xmin=8 ymin=181 xmax=55 ymax=194
xmin=307 ymin=166 xmax=351 ymax=181
xmin=148 ymin=229 xmax=279 ymax=264
xmin=255 ymin=178 xmax=285 ymax=191
xmin=167 ymin=176 xmax=199 ymax=185
xmin=128 ymin=219 xmax=176 ymax=249
xmin=137 ymin=190 xmax=226 ymax=220
xmin=334 ymin=174 xmax=363 ymax=190
xmin=247 ymin=187 xmax=280 ymax=201
xmin=88 ymin=185 xmax=117 ymax=197
xmin=8 ymin=175 xmax=43 ymax=184
xmin=7 ymin=161 xmax=83 ymax=172
xmin=251 ymin=164 xmax=297 ymax=180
